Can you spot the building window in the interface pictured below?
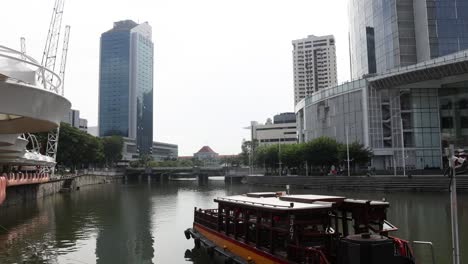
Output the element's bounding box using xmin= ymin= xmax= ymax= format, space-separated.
xmin=442 ymin=116 xmax=454 ymax=128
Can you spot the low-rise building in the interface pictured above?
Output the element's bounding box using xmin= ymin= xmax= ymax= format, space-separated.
xmin=121 ymin=137 xmax=139 ymax=161
xmin=194 ymin=146 xmax=220 ymax=167
xmin=62 ymin=109 xmax=88 ymax=133
xmin=119 ymin=139 xmax=178 ymax=163
xmin=251 ymin=113 xmax=297 ymax=146
xmin=87 ymin=126 xmax=98 ymax=137
xmin=152 ymin=141 xmax=178 ymax=161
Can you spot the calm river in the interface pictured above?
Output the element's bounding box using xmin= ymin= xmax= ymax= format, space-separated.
xmin=0 ymin=178 xmax=467 ymax=264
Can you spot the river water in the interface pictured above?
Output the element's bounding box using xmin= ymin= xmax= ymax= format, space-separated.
xmin=0 ymin=177 xmax=467 ymax=264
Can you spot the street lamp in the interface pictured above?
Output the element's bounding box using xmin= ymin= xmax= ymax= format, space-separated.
xmin=345 ymin=125 xmax=354 ymax=176
xmin=243 ymin=122 xmax=256 ymax=175
xmin=399 ymin=117 xmax=406 ymax=177
xmin=389 ymin=94 xmax=406 ymax=177
xmin=278 ymin=137 xmax=283 ymax=176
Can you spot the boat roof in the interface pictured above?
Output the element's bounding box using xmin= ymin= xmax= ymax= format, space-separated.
xmin=344 ymin=198 xmax=389 ymax=206
xmin=214 ymin=193 xmax=389 ymax=211
xmin=279 ymin=194 xmax=345 ymax=203
xmin=215 ymin=195 xmax=335 ymax=211
xmin=245 ymin=192 xmax=278 ymax=198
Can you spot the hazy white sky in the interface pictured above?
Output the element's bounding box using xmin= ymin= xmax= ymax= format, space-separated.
xmin=3 ymin=0 xmax=350 ymax=156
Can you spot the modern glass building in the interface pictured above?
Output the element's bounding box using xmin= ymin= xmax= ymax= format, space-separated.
xmin=349 ymin=0 xmax=468 ymax=80
xmin=99 ymin=20 xmax=154 ymax=155
xmin=296 ymin=50 xmax=468 ymax=172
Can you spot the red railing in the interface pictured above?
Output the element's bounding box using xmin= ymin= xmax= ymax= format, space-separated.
xmin=3 ymin=172 xmax=49 ymax=186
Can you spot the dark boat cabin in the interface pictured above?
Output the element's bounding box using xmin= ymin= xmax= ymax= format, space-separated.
xmin=193 ymin=192 xmax=414 ymax=264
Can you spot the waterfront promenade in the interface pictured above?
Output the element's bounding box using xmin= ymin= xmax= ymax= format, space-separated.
xmin=244 ymin=174 xmax=468 ymax=192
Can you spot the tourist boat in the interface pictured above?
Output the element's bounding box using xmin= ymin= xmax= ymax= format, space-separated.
xmin=184 ymin=192 xmax=415 ymax=264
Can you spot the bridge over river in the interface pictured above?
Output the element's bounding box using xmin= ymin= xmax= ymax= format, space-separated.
xmin=125 ymin=167 xmax=250 ymax=183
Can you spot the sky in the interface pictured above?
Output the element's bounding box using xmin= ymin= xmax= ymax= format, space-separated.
xmin=2 ymin=0 xmax=350 ymax=156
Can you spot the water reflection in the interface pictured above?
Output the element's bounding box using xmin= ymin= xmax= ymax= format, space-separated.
xmin=95 ymin=185 xmax=154 ymax=264
xmin=0 ymin=178 xmax=466 ymax=263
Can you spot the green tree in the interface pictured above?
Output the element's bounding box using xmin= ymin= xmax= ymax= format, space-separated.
xmin=254 ymin=145 xmax=279 ymax=174
xmin=220 ymin=155 xmax=242 ymax=167
xmin=240 ymin=139 xmax=258 ymax=166
xmin=280 ymin=143 xmax=304 ymax=173
xmin=178 ymin=159 xmax=194 ymax=167
xmin=56 ymin=123 xmax=105 ymax=171
xmin=338 ymin=142 xmax=373 ymax=172
xmin=102 ymin=136 xmax=124 ymax=165
xmin=137 ymin=154 xmax=154 ymax=168
xmin=304 ymin=137 xmax=339 ymax=172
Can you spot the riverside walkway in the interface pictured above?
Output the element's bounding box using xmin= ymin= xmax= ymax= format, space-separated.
xmin=245 ymin=175 xmax=468 ymax=192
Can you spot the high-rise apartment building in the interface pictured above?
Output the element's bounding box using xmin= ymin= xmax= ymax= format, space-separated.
xmin=99 ymin=20 xmax=154 ymax=155
xmin=292 ymin=35 xmax=337 ymax=105
xmin=349 ymin=0 xmax=468 ymax=79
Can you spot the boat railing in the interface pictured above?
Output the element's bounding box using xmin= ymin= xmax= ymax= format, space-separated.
xmin=194 ymin=208 xmax=218 ymax=230
xmin=412 ymin=241 xmax=435 ymax=264
xmin=287 ymin=244 xmax=330 ymax=264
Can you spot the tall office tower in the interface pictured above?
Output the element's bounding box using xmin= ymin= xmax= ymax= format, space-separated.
xmin=292 ymin=35 xmax=337 ymax=105
xmin=99 ymin=20 xmax=154 ymax=155
xmin=349 ymin=0 xmax=468 ymax=79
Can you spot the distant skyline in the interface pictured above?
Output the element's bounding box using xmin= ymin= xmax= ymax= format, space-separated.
xmin=2 ymin=0 xmax=350 ymax=155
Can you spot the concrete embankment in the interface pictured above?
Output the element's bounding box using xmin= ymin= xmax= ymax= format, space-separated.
xmin=0 ymin=171 xmax=123 ymax=208
xmin=244 ymin=175 xmax=468 ymax=192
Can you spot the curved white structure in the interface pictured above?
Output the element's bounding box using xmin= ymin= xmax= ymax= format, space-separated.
xmin=0 ymin=45 xmax=71 ymax=167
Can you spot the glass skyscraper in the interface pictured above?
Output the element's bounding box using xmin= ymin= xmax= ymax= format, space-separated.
xmin=349 ymin=0 xmax=468 ymax=79
xmin=99 ymin=20 xmax=154 ymax=155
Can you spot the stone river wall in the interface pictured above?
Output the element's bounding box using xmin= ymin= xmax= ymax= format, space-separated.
xmin=0 ymin=172 xmax=123 ymax=209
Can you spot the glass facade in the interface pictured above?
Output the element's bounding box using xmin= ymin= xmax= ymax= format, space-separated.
xmin=99 ymin=21 xmax=154 ymax=155
xmin=349 ymin=0 xmax=468 ymax=80
xmin=368 ymin=87 xmax=442 ymax=170
xmin=349 ymin=0 xmax=415 ymax=79
xmin=99 ymin=30 xmax=131 ymax=137
xmin=301 ymin=80 xmax=367 ymax=144
xmin=428 ymin=0 xmax=468 ymax=58
xmin=298 ymin=76 xmax=468 ymax=171
xmin=133 ymin=32 xmax=154 ymax=155
xmin=439 ymin=82 xmax=468 ymax=149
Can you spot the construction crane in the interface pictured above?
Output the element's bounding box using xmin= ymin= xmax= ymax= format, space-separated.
xmin=42 ymin=0 xmax=68 ymax=176
xmin=39 ymin=0 xmax=65 ymax=94
xmin=59 ymin=25 xmax=70 ymax=96
xmin=45 ymin=25 xmax=70 ymax=164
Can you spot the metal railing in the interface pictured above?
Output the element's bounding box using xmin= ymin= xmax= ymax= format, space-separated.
xmin=194 ymin=208 xmax=218 ymax=230
xmin=413 ymin=241 xmax=436 ymax=264
xmin=0 ymin=45 xmax=62 ymax=95
xmin=370 ymin=49 xmax=468 ymax=81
